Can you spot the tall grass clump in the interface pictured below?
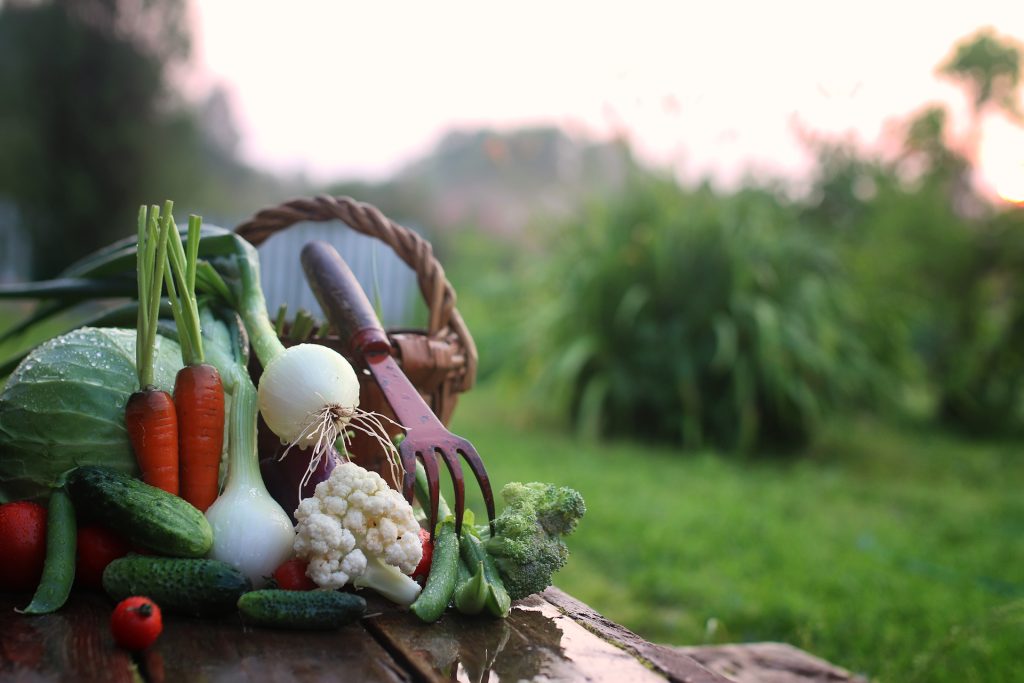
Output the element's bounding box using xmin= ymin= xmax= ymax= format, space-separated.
xmin=538 ymin=176 xmax=880 ymax=452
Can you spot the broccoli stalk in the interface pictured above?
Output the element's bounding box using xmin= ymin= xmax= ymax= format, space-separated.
xmin=476 ymin=482 xmax=586 ymax=601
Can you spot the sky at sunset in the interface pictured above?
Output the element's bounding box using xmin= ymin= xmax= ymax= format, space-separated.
xmin=189 ymin=1 xmax=1024 ymax=197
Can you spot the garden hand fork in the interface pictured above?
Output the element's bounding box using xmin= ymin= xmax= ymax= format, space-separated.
xmin=301 ymin=240 xmax=495 ymax=535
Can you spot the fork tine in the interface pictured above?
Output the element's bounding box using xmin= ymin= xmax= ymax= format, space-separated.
xmin=435 ymin=447 xmax=466 ymax=535
xmin=418 ymin=449 xmax=442 ymax=537
xmin=457 ymin=443 xmax=496 ymax=534
xmin=399 ymin=441 xmax=418 ymax=504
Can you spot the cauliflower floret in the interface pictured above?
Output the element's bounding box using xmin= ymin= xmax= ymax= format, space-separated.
xmin=293 ymin=461 xmax=423 ymax=605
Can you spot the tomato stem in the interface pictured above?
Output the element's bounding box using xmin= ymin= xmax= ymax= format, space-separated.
xmin=130 ymin=603 xmax=153 ymax=618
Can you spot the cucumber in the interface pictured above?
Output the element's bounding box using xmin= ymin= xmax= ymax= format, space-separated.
xmin=67 ymin=465 xmax=212 ymax=557
xmin=410 ymin=517 xmax=460 ymax=623
xmin=238 ymin=590 xmax=366 ymax=630
xmin=103 ymin=556 xmax=251 ymax=616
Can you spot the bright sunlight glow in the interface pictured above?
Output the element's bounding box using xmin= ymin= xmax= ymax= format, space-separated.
xmin=980 ymin=116 xmax=1024 ymax=204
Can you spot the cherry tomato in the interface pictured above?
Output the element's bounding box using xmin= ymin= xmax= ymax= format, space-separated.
xmin=0 ymin=501 xmax=48 ymax=591
xmin=76 ymin=525 xmax=130 ymax=590
xmin=110 ymin=597 xmax=163 ymax=651
xmin=271 ymin=557 xmax=317 ymax=591
xmin=411 ymin=527 xmax=433 ymax=584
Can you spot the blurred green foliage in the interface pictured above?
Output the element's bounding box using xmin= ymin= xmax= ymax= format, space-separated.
xmin=481 ymin=29 xmax=1024 ymax=446
xmin=0 ymin=0 xmax=189 ymax=277
xmin=445 ymin=120 xmax=1024 ymax=447
xmin=801 ymin=116 xmax=1024 ymax=436
xmin=931 ymin=208 xmax=1024 ymax=433
xmin=534 ymin=177 xmax=880 ymax=451
xmin=0 ymin=0 xmax=289 ymax=278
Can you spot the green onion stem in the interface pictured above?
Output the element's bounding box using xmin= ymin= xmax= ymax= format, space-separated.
xmin=237 ymin=252 xmax=286 ymax=367
xmin=222 ymin=367 xmax=260 ymax=493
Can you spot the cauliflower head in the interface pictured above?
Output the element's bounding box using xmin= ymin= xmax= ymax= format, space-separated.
xmin=293 ymin=461 xmax=423 ymax=604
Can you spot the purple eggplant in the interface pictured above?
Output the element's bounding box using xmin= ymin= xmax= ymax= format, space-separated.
xmin=260 ymin=443 xmax=339 ymax=523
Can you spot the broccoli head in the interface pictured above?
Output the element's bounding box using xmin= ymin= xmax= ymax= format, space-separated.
xmin=482 ymin=482 xmax=586 ymax=601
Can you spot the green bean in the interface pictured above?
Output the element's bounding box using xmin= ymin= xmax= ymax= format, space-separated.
xmin=460 ymin=530 xmax=511 ymax=618
xmin=18 ymin=487 xmax=76 ymax=615
xmin=453 ymin=558 xmax=489 ymax=615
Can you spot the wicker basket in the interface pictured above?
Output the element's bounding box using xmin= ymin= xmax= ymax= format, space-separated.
xmin=235 ymin=196 xmax=476 ymax=482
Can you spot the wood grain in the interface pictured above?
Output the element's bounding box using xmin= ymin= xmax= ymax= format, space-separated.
xmin=6 ymin=588 xmax=856 ymax=683
xmin=365 ymin=592 xmax=677 ymax=683
xmin=143 ymin=609 xmax=411 ymax=683
xmin=541 ymin=587 xmax=732 ymax=683
xmin=675 ymin=642 xmax=868 ymax=683
xmin=0 ymin=591 xmax=136 ymax=682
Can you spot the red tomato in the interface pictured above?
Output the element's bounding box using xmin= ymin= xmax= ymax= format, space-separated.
xmin=110 ymin=597 xmax=163 ymax=651
xmin=0 ymin=501 xmax=48 ymax=591
xmin=271 ymin=557 xmax=317 ymax=591
xmin=76 ymin=525 xmax=130 ymax=590
xmin=411 ymin=527 xmax=433 ymax=584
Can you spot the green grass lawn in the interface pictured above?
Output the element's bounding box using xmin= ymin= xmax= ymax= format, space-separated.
xmin=451 ymin=381 xmax=1024 ymax=683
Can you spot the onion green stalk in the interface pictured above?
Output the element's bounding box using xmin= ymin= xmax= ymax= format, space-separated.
xmin=201 ymin=309 xmax=294 ymax=587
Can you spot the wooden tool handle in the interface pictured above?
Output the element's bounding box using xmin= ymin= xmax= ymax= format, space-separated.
xmin=301 ymin=240 xmax=390 ymax=356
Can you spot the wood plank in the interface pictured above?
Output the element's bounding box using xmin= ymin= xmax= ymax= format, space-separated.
xmin=541 ymin=588 xmax=732 ymax=683
xmin=363 ymin=593 xmax=671 ymax=683
xmin=0 ymin=587 xmax=768 ymax=683
xmin=0 ymin=591 xmax=136 ymax=682
xmin=145 ymin=608 xmax=411 ymax=683
xmin=674 ymin=643 xmax=868 ymax=683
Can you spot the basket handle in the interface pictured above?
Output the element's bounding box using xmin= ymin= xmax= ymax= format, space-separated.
xmin=234 ymin=195 xmax=477 ymax=390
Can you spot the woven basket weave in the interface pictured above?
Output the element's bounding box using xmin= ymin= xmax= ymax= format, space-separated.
xmin=235 ymin=195 xmax=477 ymax=430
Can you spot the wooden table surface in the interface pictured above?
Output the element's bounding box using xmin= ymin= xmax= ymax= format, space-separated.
xmin=0 ymin=588 xmax=730 ymax=683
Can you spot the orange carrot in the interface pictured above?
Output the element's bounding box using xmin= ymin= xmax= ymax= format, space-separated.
xmin=125 ymin=388 xmax=179 ymax=494
xmin=164 ymin=213 xmax=226 ymax=511
xmin=127 ymin=202 xmax=179 ymax=494
xmin=174 ymin=363 xmax=224 ymax=511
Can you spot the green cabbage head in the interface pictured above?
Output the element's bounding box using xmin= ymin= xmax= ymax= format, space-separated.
xmin=0 ymin=327 xmax=182 ymax=502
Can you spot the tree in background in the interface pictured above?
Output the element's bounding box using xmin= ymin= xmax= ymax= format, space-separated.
xmin=0 ymin=0 xmax=275 ymax=278
xmin=938 ymin=27 xmax=1022 ymax=187
xmin=940 ymin=28 xmax=1022 ymax=125
xmin=0 ymin=0 xmax=191 ymax=276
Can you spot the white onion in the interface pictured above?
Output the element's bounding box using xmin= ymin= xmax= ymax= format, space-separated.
xmin=204 ymin=363 xmax=297 ymax=588
xmin=205 ymin=486 xmax=295 ymax=587
xmin=257 ymin=344 xmax=360 ymax=449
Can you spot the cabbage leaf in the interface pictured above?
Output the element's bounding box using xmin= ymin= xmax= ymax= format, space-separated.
xmin=0 ymin=327 xmax=182 ymax=502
